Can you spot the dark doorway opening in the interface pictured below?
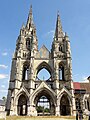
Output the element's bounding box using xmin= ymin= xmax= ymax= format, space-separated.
xmin=61 ymin=105 xmax=66 ymax=115
xmin=17 ymin=94 xmax=27 ymax=116
xmin=60 ymin=94 xmax=70 ymax=116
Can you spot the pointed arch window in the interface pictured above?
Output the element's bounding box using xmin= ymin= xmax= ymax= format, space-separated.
xmin=23 ymin=65 xmax=29 ymax=80
xmin=59 ymin=46 xmax=61 ymax=51
xmin=60 ymin=94 xmax=70 ymax=115
xmin=59 ymin=64 xmax=64 ymax=80
xmin=26 ymin=38 xmax=30 ymax=49
xmin=29 ymin=23 xmax=31 ymax=30
xmin=59 ymin=45 xmax=63 ymax=52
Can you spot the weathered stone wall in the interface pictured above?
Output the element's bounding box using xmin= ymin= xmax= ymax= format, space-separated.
xmin=0 ymin=105 xmax=5 ymax=111
xmin=0 ymin=111 xmax=6 ymax=119
xmin=6 ymin=6 xmax=76 ymax=116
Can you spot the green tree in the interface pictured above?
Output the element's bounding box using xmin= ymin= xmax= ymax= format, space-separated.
xmin=36 ymin=106 xmax=44 ymax=113
xmin=2 ymin=96 xmax=6 ymax=102
xmin=44 ymin=108 xmax=50 ymax=113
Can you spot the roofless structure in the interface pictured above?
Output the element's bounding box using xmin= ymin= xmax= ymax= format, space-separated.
xmin=6 ymin=5 xmax=90 ymax=116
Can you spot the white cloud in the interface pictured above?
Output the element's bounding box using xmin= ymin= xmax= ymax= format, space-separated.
xmin=2 ymin=52 xmax=8 ymax=56
xmin=72 ymin=74 xmax=79 ymax=78
xmin=47 ymin=30 xmax=54 ymax=36
xmin=1 ymin=85 xmax=5 ymax=88
xmin=73 ymin=74 xmax=89 ymax=83
xmin=0 ymin=89 xmax=7 ymax=93
xmin=0 ymin=64 xmax=8 ymax=69
xmin=0 ymin=74 xmax=8 ymax=79
xmin=42 ymin=30 xmax=54 ymax=39
xmin=83 ymin=76 xmax=88 ymax=81
xmin=81 ymin=76 xmax=89 ymax=83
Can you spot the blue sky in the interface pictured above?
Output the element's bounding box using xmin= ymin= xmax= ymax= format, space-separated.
xmin=0 ymin=0 xmax=90 ymax=99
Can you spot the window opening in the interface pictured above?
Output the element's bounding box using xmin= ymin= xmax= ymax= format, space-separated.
xmin=36 ymin=96 xmax=50 ymax=115
xmin=23 ymin=66 xmax=29 ymax=80
xmin=59 ymin=65 xmax=64 ymax=80
xmin=26 ymin=38 xmax=30 ymax=49
xmin=59 ymin=45 xmax=63 ymax=52
xmin=37 ymin=68 xmax=51 ymax=81
xmin=18 ymin=95 xmax=27 ymax=116
xmin=60 ymin=95 xmax=70 ymax=115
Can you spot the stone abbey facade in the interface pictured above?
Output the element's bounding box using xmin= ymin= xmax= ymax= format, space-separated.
xmin=6 ymin=6 xmax=90 ymax=116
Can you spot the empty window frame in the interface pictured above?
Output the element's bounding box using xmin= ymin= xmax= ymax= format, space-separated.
xmin=23 ymin=65 xmax=29 ymax=80
xmin=59 ymin=65 xmax=64 ymax=80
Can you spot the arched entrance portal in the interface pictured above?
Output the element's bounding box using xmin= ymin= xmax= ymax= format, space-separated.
xmin=34 ymin=90 xmax=55 ymax=116
xmin=17 ymin=94 xmax=27 ymax=116
xmin=37 ymin=96 xmax=50 ymax=115
xmin=60 ymin=94 xmax=71 ymax=115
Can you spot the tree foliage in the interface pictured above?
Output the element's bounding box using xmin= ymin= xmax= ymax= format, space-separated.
xmin=37 ymin=106 xmax=50 ymax=113
xmin=2 ymin=96 xmax=6 ymax=102
xmin=37 ymin=106 xmax=44 ymax=113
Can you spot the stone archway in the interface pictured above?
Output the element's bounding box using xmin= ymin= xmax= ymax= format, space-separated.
xmin=60 ymin=94 xmax=71 ymax=115
xmin=36 ymin=61 xmax=53 ymax=81
xmin=17 ymin=94 xmax=28 ymax=116
xmin=34 ymin=90 xmax=55 ymax=116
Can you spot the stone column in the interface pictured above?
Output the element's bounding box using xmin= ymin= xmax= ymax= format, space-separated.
xmin=70 ymin=104 xmax=72 ymax=116
xmin=10 ymin=97 xmax=14 ymax=115
xmin=27 ymin=105 xmax=30 ymax=116
xmin=88 ymin=97 xmax=90 ymax=110
xmin=14 ymin=105 xmax=18 ymax=116
xmin=55 ymin=98 xmax=60 ymax=116
xmin=71 ymin=81 xmax=76 ymax=116
xmin=55 ymin=105 xmax=60 ymax=116
xmin=29 ymin=105 xmax=37 ymax=116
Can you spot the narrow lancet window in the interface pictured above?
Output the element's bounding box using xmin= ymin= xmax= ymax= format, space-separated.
xmin=59 ymin=45 xmax=63 ymax=52
xmin=23 ymin=65 xmax=29 ymax=80
xmin=25 ymin=68 xmax=29 ymax=80
xmin=26 ymin=38 xmax=30 ymax=49
xmin=59 ymin=65 xmax=64 ymax=80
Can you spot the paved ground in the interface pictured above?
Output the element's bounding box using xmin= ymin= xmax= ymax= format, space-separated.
xmin=13 ymin=117 xmax=88 ymax=120
xmin=0 ymin=116 xmax=89 ymax=120
xmin=17 ymin=118 xmax=74 ymax=120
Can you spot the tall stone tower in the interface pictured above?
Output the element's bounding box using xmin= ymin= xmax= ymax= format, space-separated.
xmin=6 ymin=6 xmax=76 ymax=116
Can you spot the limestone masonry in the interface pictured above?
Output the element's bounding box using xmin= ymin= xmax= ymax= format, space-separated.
xmin=6 ymin=5 xmax=90 ymax=116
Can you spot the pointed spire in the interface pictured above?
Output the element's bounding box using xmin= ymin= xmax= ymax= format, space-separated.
xmin=21 ymin=23 xmax=25 ymax=29
xmin=55 ymin=11 xmax=63 ymax=39
xmin=26 ymin=5 xmax=34 ymax=29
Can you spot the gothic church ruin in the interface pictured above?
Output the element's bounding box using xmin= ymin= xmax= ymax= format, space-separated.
xmin=6 ymin=6 xmax=90 ymax=116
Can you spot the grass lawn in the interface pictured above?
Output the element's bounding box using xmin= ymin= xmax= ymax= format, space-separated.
xmin=0 ymin=116 xmax=88 ymax=120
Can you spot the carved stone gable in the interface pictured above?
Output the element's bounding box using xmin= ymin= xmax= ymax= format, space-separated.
xmin=36 ymin=45 xmax=51 ymax=58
